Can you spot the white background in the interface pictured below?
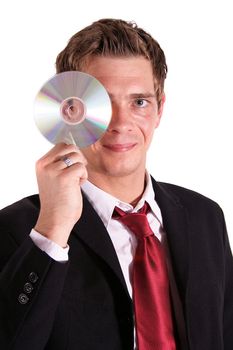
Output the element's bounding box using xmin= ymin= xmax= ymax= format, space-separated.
xmin=0 ymin=0 xmax=232 ymax=247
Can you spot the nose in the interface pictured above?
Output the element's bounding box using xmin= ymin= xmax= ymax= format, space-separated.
xmin=107 ymin=102 xmax=133 ymax=133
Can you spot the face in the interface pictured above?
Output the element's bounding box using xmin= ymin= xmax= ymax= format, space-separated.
xmin=82 ymin=56 xmax=165 ymax=181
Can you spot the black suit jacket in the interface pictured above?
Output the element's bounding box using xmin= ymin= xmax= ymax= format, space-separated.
xmin=0 ymin=179 xmax=232 ymax=349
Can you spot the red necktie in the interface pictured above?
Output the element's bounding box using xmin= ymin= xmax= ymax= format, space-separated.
xmin=114 ymin=202 xmax=176 ymax=350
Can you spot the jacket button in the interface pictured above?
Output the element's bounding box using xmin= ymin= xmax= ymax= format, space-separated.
xmin=18 ymin=293 xmax=29 ymax=304
xmin=24 ymin=282 xmax=33 ymax=294
xmin=29 ymin=272 xmax=39 ymax=283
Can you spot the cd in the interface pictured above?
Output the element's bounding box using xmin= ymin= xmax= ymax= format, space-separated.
xmin=34 ymin=71 xmax=112 ymax=147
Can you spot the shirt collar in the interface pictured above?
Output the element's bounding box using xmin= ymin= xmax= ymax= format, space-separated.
xmin=81 ymin=172 xmax=163 ymax=229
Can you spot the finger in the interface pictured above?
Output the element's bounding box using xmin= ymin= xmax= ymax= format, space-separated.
xmin=37 ymin=144 xmax=87 ymax=171
xmin=40 ymin=143 xmax=80 ymax=164
xmin=58 ymin=162 xmax=88 ymax=184
xmin=56 ymin=152 xmax=87 ymax=170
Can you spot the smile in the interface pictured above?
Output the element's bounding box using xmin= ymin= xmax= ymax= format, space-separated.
xmin=103 ymin=143 xmax=137 ymax=152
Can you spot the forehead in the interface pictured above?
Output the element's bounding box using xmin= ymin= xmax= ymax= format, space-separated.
xmin=84 ymin=56 xmax=155 ymax=92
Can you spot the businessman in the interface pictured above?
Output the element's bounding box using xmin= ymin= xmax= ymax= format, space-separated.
xmin=0 ymin=18 xmax=232 ymax=350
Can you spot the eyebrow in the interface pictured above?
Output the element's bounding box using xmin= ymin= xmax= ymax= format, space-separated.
xmin=108 ymin=93 xmax=156 ymax=99
xmin=129 ymin=93 xmax=156 ymax=99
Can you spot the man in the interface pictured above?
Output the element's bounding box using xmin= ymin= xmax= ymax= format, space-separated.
xmin=0 ymin=18 xmax=232 ymax=350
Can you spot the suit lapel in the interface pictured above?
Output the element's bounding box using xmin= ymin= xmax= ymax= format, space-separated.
xmin=71 ymin=193 xmax=130 ymax=297
xmin=152 ymin=179 xmax=191 ymax=349
xmin=152 ymin=179 xmax=190 ymax=299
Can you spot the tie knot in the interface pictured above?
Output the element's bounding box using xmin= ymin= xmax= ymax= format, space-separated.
xmin=113 ymin=202 xmax=153 ymax=239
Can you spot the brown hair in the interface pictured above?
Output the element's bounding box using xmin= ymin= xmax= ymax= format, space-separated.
xmin=56 ymin=18 xmax=167 ymax=107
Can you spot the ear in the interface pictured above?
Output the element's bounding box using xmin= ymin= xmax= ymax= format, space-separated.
xmin=155 ymin=93 xmax=166 ymax=128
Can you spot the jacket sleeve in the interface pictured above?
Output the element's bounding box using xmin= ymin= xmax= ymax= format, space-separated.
xmin=222 ymin=211 xmax=233 ymax=350
xmin=0 ymin=230 xmax=69 ymax=350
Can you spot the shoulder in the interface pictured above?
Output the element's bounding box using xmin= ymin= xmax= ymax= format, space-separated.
xmin=0 ymin=195 xmax=40 ymax=241
xmin=154 ymin=180 xmax=224 ymax=217
xmin=153 ymin=180 xmax=228 ymax=243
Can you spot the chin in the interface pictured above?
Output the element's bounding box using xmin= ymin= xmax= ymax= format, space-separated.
xmin=104 ymin=162 xmax=143 ymax=178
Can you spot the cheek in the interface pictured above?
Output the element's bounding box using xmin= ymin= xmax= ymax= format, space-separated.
xmin=136 ymin=116 xmax=157 ymax=143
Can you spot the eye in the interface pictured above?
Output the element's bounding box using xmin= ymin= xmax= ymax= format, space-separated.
xmin=134 ymin=99 xmax=148 ymax=108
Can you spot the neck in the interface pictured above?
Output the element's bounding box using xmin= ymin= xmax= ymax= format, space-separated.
xmin=87 ymin=171 xmax=147 ymax=206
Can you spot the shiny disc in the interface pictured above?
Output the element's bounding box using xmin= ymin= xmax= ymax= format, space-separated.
xmin=34 ymin=71 xmax=111 ymax=147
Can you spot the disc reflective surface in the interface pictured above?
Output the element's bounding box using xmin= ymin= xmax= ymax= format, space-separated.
xmin=34 ymin=71 xmax=112 ymax=147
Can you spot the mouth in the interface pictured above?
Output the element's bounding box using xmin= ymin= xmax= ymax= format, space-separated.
xmin=103 ymin=143 xmax=137 ymax=152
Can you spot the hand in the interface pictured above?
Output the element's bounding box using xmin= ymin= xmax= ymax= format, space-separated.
xmin=34 ymin=143 xmax=88 ymax=247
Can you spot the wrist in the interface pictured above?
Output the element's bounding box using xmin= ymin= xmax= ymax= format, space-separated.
xmin=34 ymin=222 xmax=72 ymax=248
xmin=30 ymin=229 xmax=69 ymax=261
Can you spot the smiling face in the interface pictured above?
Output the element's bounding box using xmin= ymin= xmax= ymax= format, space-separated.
xmin=82 ymin=56 xmax=165 ymax=184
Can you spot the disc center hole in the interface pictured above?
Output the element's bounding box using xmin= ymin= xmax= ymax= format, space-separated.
xmin=60 ymin=97 xmax=86 ymax=125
